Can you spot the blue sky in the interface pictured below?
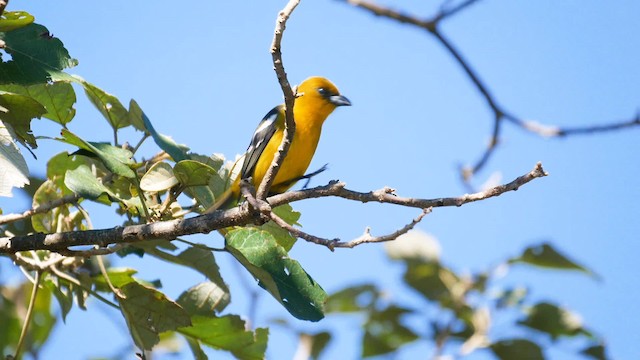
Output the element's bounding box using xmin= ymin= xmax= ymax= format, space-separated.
xmin=3 ymin=1 xmax=640 ymax=359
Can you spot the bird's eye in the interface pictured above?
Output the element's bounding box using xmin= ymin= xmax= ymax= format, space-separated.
xmin=317 ymin=88 xmax=329 ymax=97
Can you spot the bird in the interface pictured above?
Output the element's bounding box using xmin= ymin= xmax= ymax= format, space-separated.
xmin=205 ymin=76 xmax=351 ymax=212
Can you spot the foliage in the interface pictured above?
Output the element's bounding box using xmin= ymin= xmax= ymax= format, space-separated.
xmin=0 ymin=6 xmax=611 ymax=360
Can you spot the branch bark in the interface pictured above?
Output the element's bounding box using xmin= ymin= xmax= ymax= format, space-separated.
xmin=0 ymin=162 xmax=547 ymax=254
xmin=0 ymin=194 xmax=81 ymax=225
xmin=258 ymin=0 xmax=301 ymax=199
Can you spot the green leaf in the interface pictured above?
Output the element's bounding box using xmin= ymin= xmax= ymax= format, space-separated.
xmin=581 ymin=343 xmax=608 ymax=360
xmin=91 ymin=268 xmax=139 ymax=292
xmin=325 ymin=284 xmax=379 ymax=313
xmin=490 ymin=339 xmax=544 ymax=360
xmin=226 ymin=227 xmax=327 ymax=322
xmin=177 ymin=247 xmax=229 ymax=291
xmin=80 ymin=80 xmax=130 ymax=130
xmin=139 ymin=245 xmax=229 ymax=296
xmin=1 ymin=279 xmax=57 ymax=351
xmin=362 ymin=306 xmax=418 ymax=358
xmin=142 ymin=109 xmax=189 ymax=162
xmin=0 ymin=289 xmax=22 ymax=352
xmin=0 ymin=11 xmax=35 ymax=32
xmin=128 ymin=99 xmax=148 ymax=132
xmin=185 ymin=337 xmax=209 ymax=360
xmin=518 ymin=302 xmax=590 ymax=339
xmin=46 ymin=151 xmax=88 ymax=193
xmin=305 ymin=332 xmax=331 ymax=360
xmin=495 ymin=287 xmax=528 ymax=309
xmin=0 ymin=120 xmax=29 ymax=197
xmin=43 ymin=277 xmax=73 ymax=322
xmin=174 ymin=159 xmax=219 ymax=187
xmin=259 ymin=204 xmax=300 ymax=251
xmin=234 ymin=328 xmax=268 ymax=360
xmin=179 ymin=154 xmax=228 ymax=209
xmin=178 ymin=315 xmax=267 ymax=360
xmin=509 ymin=242 xmax=595 ymax=277
xmin=177 ymin=282 xmax=231 ymax=316
xmin=0 ymin=81 xmax=76 ymax=125
xmin=31 ymin=179 xmax=84 ymax=233
xmin=0 ymin=91 xmax=47 ymax=148
xmin=60 ymin=129 xmax=135 ymax=178
xmin=140 ymin=161 xmax=179 ymax=192
xmin=404 ymin=261 xmax=457 ymax=304
xmin=64 ymin=164 xmax=117 ymax=203
xmin=0 ymin=23 xmax=78 ymax=84
xmin=118 ymin=281 xmax=191 ymax=351
xmin=30 ymin=180 xmax=58 ymax=233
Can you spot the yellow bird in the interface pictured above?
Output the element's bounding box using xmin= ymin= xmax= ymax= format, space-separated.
xmin=207 ymin=76 xmax=351 ymax=212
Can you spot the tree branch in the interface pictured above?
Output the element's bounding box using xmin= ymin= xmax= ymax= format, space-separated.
xmin=338 ymin=0 xmax=640 ymax=184
xmin=258 ymin=0 xmax=301 ymax=199
xmin=0 ymin=194 xmax=81 ymax=225
xmin=0 ymin=163 xmax=547 ymax=254
xmin=333 ymin=208 xmax=431 ymax=249
xmin=271 ymin=204 xmax=429 ymax=251
xmin=268 ymin=162 xmax=547 ymax=209
xmin=0 ymin=206 xmax=250 ymax=253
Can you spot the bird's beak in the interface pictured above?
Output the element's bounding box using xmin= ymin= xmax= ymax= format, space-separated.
xmin=329 ymin=95 xmax=351 ymax=107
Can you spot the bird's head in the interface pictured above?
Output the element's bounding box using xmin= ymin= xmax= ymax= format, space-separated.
xmin=294 ymin=77 xmax=351 ymax=119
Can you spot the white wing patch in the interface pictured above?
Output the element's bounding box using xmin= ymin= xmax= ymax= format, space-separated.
xmin=254 ymin=113 xmax=277 ymax=134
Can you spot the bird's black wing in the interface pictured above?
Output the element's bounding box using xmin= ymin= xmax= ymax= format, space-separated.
xmin=239 ymin=105 xmax=282 ymax=180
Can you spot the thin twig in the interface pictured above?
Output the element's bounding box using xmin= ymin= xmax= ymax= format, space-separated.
xmin=269 ymin=211 xmax=340 ymax=250
xmin=340 ymin=0 xmax=640 ymax=184
xmin=433 ymin=0 xmax=481 ymax=23
xmin=271 ymin=207 xmax=430 ymax=251
xmin=257 ymin=0 xmax=301 ymax=199
xmin=334 ymin=208 xmax=431 ymax=248
xmin=50 ymin=265 xmax=120 ymax=309
xmin=14 ymin=270 xmax=42 ymax=360
xmin=12 ymin=252 xmax=67 ymax=271
xmin=556 ymin=114 xmax=640 ymax=137
xmin=0 ymin=194 xmax=81 ymax=225
xmin=132 ymin=133 xmax=150 ymax=154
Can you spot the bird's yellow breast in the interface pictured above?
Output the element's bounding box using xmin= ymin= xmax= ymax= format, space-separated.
xmin=251 ymin=111 xmax=323 ymax=194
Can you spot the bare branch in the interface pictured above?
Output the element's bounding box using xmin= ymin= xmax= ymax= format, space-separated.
xmin=0 ymin=163 xmax=546 ymax=254
xmin=269 ymin=162 xmax=548 ymax=209
xmin=258 ymin=0 xmax=301 ymax=199
xmin=518 ymin=113 xmax=640 ymax=137
xmin=333 ymin=208 xmax=431 ymax=249
xmin=269 ymin=211 xmax=340 ymax=250
xmin=0 ymin=206 xmax=251 ymax=254
xmin=433 ymin=0 xmax=481 ymax=23
xmin=339 ymin=0 xmax=640 ymax=183
xmin=0 ymin=194 xmax=81 ymax=225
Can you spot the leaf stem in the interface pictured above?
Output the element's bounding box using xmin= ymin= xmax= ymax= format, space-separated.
xmin=132 ymin=133 xmax=150 ymax=155
xmin=133 ymin=175 xmax=151 ymax=221
xmin=14 ymin=270 xmax=42 ymax=360
xmin=50 ymin=265 xmax=120 ymax=309
xmin=113 ymin=128 xmax=119 ymax=147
